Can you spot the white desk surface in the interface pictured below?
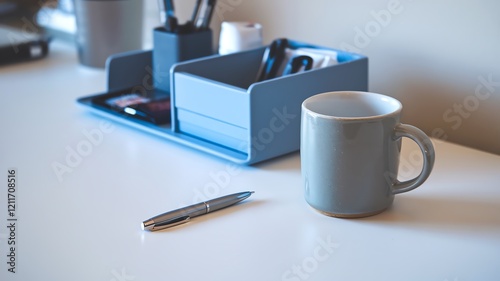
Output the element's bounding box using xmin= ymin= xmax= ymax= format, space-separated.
xmin=1 ymin=40 xmax=500 ymax=281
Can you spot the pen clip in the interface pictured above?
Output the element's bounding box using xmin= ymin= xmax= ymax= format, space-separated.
xmin=154 ymin=215 xmax=191 ymax=230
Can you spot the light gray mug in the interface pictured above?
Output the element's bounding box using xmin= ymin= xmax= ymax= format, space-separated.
xmin=301 ymin=91 xmax=435 ymax=218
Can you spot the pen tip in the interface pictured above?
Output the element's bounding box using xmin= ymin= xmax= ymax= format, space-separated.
xmin=142 ymin=219 xmax=155 ymax=231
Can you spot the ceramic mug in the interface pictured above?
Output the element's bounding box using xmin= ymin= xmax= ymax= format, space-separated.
xmin=300 ymin=91 xmax=435 ymax=218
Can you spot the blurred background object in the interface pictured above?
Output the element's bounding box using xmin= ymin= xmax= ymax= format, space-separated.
xmin=36 ymin=0 xmax=76 ymax=42
xmin=0 ymin=0 xmax=51 ymax=65
xmin=1 ymin=0 xmax=144 ymax=68
xmin=0 ymin=24 xmax=50 ymax=65
xmin=218 ymin=21 xmax=262 ymax=55
xmin=0 ymin=0 xmax=72 ymax=39
xmin=73 ymin=0 xmax=143 ymax=68
xmin=0 ymin=0 xmax=42 ymax=23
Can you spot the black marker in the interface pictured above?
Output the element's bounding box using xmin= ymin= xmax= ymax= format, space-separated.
xmin=164 ymin=0 xmax=177 ymax=32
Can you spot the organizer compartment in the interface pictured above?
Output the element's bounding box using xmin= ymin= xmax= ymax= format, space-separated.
xmin=171 ymin=42 xmax=368 ymax=164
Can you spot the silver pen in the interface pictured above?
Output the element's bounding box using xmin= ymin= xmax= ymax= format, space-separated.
xmin=142 ymin=191 xmax=254 ymax=231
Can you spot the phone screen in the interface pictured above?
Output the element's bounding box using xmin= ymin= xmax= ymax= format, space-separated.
xmin=91 ymin=89 xmax=171 ymax=125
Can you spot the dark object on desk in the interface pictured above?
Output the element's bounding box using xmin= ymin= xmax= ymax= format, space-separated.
xmin=0 ymin=24 xmax=50 ymax=65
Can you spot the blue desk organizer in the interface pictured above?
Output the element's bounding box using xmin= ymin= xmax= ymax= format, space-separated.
xmin=78 ymin=38 xmax=368 ymax=165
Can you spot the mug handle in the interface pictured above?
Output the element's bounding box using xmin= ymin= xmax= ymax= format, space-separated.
xmin=391 ymin=124 xmax=436 ymax=195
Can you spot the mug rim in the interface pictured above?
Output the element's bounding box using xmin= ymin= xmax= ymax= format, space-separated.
xmin=302 ymin=91 xmax=402 ymax=121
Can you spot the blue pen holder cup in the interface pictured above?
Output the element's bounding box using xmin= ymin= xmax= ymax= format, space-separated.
xmin=152 ymin=27 xmax=213 ymax=93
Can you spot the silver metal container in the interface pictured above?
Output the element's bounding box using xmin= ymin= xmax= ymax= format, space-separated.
xmin=74 ymin=0 xmax=143 ymax=68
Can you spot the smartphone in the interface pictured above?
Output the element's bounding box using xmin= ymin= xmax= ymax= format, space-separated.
xmin=91 ymin=88 xmax=171 ymax=125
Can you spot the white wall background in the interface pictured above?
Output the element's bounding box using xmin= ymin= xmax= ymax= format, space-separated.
xmin=144 ymin=0 xmax=500 ymax=154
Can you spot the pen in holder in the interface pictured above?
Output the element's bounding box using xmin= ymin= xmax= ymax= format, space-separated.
xmin=153 ymin=27 xmax=213 ymax=93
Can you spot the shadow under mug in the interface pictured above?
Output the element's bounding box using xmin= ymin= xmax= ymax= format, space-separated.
xmin=300 ymin=91 xmax=435 ymax=218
